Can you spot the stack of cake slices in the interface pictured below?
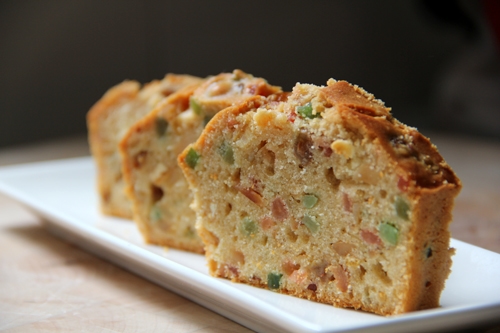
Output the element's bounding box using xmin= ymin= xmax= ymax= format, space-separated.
xmin=87 ymin=70 xmax=461 ymax=316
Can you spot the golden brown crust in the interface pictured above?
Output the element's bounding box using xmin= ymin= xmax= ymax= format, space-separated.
xmin=87 ymin=81 xmax=141 ymax=217
xmin=321 ymin=80 xmax=459 ymax=191
xmin=402 ymin=184 xmax=459 ymax=312
xmin=321 ymin=80 xmax=390 ymax=117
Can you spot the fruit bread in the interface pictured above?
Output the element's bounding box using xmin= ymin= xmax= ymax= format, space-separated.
xmin=178 ymin=79 xmax=461 ymax=315
xmin=87 ymin=74 xmax=202 ymax=218
xmin=120 ymin=70 xmax=281 ymax=252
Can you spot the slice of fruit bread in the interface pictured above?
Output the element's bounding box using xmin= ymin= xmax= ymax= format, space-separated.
xmin=87 ymin=74 xmax=202 ymax=218
xmin=120 ymin=70 xmax=281 ymax=253
xmin=178 ymin=79 xmax=461 ymax=315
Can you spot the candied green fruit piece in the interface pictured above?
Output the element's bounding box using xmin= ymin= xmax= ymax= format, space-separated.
xmin=302 ymin=194 xmax=318 ymax=208
xmin=149 ymin=205 xmax=162 ymax=222
xmin=184 ymin=227 xmax=196 ymax=238
xmin=185 ymin=148 xmax=200 ymax=169
xmin=395 ymin=196 xmax=410 ymax=220
xmin=241 ymin=217 xmax=258 ymax=236
xmin=190 ymin=97 xmax=203 ymax=115
xmin=267 ymin=272 xmax=283 ymax=290
xmin=297 ymin=102 xmax=319 ymax=119
xmin=218 ymin=141 xmax=234 ymax=164
xmin=379 ymin=222 xmax=399 ymax=246
xmin=155 ymin=117 xmax=168 ymax=137
xmin=303 ymin=214 xmax=319 ymax=233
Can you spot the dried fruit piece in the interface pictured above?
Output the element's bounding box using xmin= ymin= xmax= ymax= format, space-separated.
xmin=330 ymin=265 xmax=349 ymax=292
xmin=271 ymin=197 xmax=288 ymax=220
xmin=240 ymin=217 xmax=258 ymax=236
xmin=379 ymin=222 xmax=399 ymax=246
xmin=325 ymin=167 xmax=340 ymax=188
xmin=331 ymin=242 xmax=354 ymax=256
xmin=199 ymin=227 xmax=219 ymax=246
xmin=342 ymin=192 xmax=352 ymax=212
xmin=302 ymin=194 xmax=318 ymax=209
xmin=397 ymin=176 xmax=409 ymax=192
xmin=297 ymin=102 xmax=319 ymax=119
xmin=149 ymin=204 xmax=162 ymax=222
xmin=237 ymin=187 xmax=263 ymax=206
xmin=303 ymin=214 xmax=319 ymax=233
xmin=185 ymin=148 xmax=200 ymax=169
xmin=155 ymin=117 xmax=168 ymax=137
xmin=395 ymin=196 xmax=410 ymax=220
xmin=267 ymin=272 xmax=283 ymax=290
xmin=260 ymin=216 xmax=275 ymax=231
xmin=282 ymin=261 xmax=300 ymax=275
xmin=227 ymin=265 xmax=239 ymax=277
xmin=184 ymin=227 xmax=196 ymax=238
xmin=355 ymin=164 xmax=379 ymax=185
xmin=294 ymin=133 xmax=313 ymax=166
xmin=360 ymin=229 xmax=382 ymax=246
xmin=289 ymin=268 xmax=308 ymax=284
xmin=218 ymin=141 xmax=235 ymax=164
xmin=189 ymin=96 xmax=203 ymax=115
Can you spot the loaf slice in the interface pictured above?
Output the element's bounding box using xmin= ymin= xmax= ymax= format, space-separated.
xmin=120 ymin=70 xmax=281 ymax=252
xmin=87 ymin=74 xmax=202 ymax=218
xmin=179 ymin=79 xmax=461 ymax=315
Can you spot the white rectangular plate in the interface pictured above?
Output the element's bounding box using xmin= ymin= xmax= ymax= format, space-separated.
xmin=0 ymin=157 xmax=499 ymax=333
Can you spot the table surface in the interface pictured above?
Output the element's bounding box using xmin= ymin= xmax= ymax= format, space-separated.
xmin=1 ymin=133 xmax=499 ymax=333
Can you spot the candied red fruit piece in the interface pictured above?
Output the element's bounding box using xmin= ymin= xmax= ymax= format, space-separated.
xmin=398 ymin=176 xmax=409 ymax=192
xmin=360 ymin=229 xmax=382 ymax=246
xmin=238 ymin=187 xmax=263 ymax=206
xmin=271 ymin=198 xmax=288 ymax=220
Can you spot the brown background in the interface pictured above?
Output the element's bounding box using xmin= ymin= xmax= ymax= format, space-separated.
xmin=1 ymin=0 xmax=499 ymax=148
